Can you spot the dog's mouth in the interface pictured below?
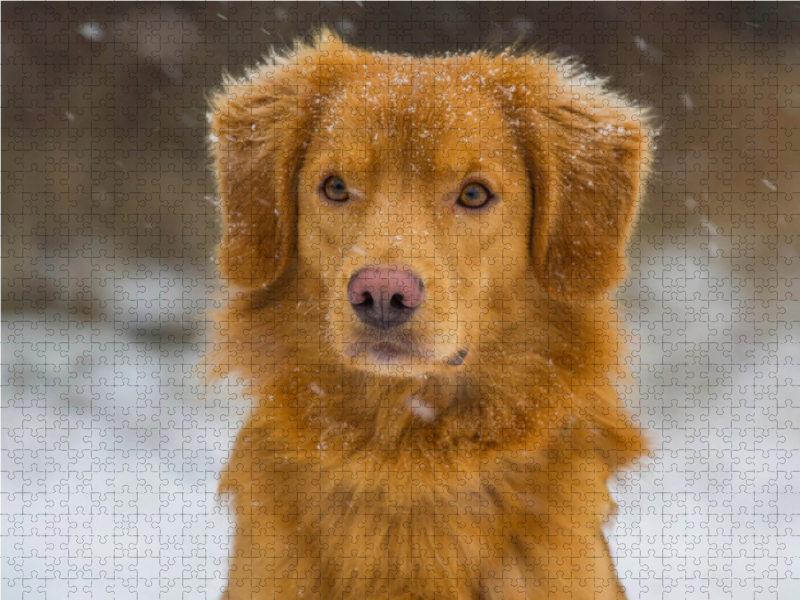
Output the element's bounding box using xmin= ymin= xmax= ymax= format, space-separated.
xmin=370 ymin=342 xmax=410 ymax=362
xmin=343 ymin=339 xmax=417 ymax=361
xmin=343 ymin=338 xmax=468 ymax=368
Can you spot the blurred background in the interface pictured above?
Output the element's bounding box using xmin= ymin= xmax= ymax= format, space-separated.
xmin=3 ymin=2 xmax=799 ymax=599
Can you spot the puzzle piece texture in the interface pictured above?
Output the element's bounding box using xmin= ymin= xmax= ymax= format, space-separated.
xmin=3 ymin=4 xmax=800 ymax=599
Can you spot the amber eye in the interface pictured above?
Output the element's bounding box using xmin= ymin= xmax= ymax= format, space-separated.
xmin=457 ymin=183 xmax=492 ymax=208
xmin=322 ymin=176 xmax=349 ymax=202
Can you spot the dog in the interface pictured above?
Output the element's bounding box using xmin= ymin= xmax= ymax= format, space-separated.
xmin=208 ymin=30 xmax=651 ymax=600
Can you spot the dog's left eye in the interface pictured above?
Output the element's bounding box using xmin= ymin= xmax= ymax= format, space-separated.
xmin=457 ymin=183 xmax=492 ymax=208
xmin=322 ymin=176 xmax=349 ymax=202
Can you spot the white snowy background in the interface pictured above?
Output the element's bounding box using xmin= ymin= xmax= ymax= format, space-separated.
xmin=3 ymin=4 xmax=799 ymax=599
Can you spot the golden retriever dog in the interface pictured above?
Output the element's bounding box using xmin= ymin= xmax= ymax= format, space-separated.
xmin=208 ymin=30 xmax=651 ymax=600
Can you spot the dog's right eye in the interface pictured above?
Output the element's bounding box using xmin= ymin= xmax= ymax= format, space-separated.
xmin=457 ymin=182 xmax=492 ymax=209
xmin=322 ymin=176 xmax=349 ymax=202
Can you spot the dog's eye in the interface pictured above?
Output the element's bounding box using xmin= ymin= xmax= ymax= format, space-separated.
xmin=322 ymin=176 xmax=349 ymax=202
xmin=457 ymin=183 xmax=492 ymax=209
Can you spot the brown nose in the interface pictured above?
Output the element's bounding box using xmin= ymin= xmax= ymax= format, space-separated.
xmin=348 ymin=266 xmax=424 ymax=329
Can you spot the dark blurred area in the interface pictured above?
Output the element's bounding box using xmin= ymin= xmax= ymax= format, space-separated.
xmin=3 ymin=3 xmax=800 ymax=600
xmin=4 ymin=2 xmax=798 ymax=319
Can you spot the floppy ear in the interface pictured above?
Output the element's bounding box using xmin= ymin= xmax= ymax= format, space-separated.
xmin=500 ymin=58 xmax=652 ymax=299
xmin=208 ymin=37 xmax=337 ymax=289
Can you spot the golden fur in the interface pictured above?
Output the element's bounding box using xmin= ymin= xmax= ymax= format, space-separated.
xmin=208 ymin=30 xmax=651 ymax=600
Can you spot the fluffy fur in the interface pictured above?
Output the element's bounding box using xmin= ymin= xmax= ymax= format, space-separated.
xmin=208 ymin=30 xmax=651 ymax=600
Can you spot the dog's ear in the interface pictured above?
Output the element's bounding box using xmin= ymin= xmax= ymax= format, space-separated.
xmin=499 ymin=58 xmax=652 ymax=299
xmin=208 ymin=32 xmax=345 ymax=289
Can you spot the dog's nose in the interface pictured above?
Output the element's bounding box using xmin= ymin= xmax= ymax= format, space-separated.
xmin=348 ymin=267 xmax=424 ymax=329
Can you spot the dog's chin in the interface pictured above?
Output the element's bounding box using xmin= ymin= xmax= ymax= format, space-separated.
xmin=340 ymin=340 xmax=468 ymax=377
xmin=367 ymin=342 xmax=414 ymax=364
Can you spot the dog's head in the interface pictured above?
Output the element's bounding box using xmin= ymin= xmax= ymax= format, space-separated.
xmin=209 ymin=31 xmax=650 ymax=378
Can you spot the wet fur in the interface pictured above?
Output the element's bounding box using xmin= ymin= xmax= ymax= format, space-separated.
xmin=208 ymin=31 xmax=651 ymax=600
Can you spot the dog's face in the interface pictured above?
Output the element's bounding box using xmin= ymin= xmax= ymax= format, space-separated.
xmin=296 ymin=70 xmax=531 ymax=377
xmin=210 ymin=32 xmax=649 ymax=379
